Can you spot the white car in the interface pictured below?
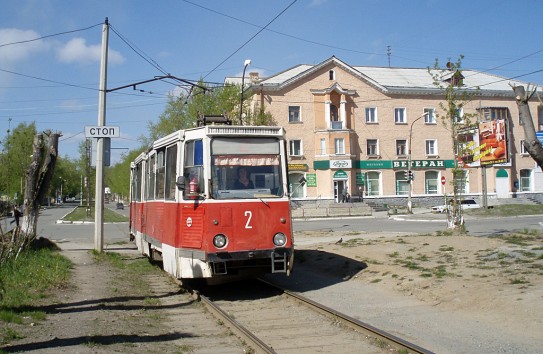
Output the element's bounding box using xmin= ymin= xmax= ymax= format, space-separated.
xmin=431 ymin=199 xmax=480 ymax=213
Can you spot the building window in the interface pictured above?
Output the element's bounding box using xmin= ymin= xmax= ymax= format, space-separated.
xmin=425 ymin=139 xmax=438 ymax=156
xmin=334 ymin=138 xmax=345 ymax=155
xmin=520 ymin=169 xmax=531 ymax=192
xmin=453 ymin=107 xmax=464 ymax=124
xmin=367 ymin=139 xmax=379 ymax=156
xmin=365 ymin=107 xmax=377 ymax=123
xmin=395 ymin=108 xmax=406 ymax=124
xmin=320 ymin=138 xmax=326 ymax=155
xmin=424 ymin=108 xmax=436 ymax=124
xmin=289 ymin=139 xmax=302 ymax=156
xmin=331 ymin=105 xmax=342 ymax=129
xmin=366 ymin=171 xmax=381 ymax=196
xmin=289 ymin=172 xmax=305 ymax=198
xmin=520 ymin=140 xmax=529 ymax=155
xmin=425 ymin=171 xmax=438 ymax=194
xmin=455 ymin=169 xmax=468 ymax=194
xmin=289 ymin=106 xmax=301 ymax=123
xmin=395 ymin=171 xmax=409 ymax=195
xmin=396 ymin=139 xmax=407 ymax=156
xmin=329 ymin=70 xmax=335 ymax=80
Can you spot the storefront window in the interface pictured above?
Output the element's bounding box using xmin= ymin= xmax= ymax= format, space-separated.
xmin=289 ymin=172 xmax=305 ymax=199
xmin=395 ymin=171 xmax=409 ymax=195
xmin=455 ymin=169 xmax=468 ymax=194
xmin=366 ymin=171 xmax=380 ymax=196
xmin=425 ymin=171 xmax=438 ymax=194
xmin=520 ymin=169 xmax=531 ymax=192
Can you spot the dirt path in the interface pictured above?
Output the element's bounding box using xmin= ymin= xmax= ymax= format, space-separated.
xmin=2 ymin=243 xmax=245 ymax=353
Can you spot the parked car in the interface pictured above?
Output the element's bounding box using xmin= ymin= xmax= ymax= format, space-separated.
xmin=431 ymin=199 xmax=480 ymax=213
xmin=116 ymin=202 xmax=124 ymax=210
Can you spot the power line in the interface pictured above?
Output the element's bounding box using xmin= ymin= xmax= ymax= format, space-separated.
xmin=0 ymin=23 xmax=103 ymax=48
xmin=182 ymin=0 xmax=382 ymax=58
xmin=0 ymin=67 xmax=98 ymax=91
xmin=202 ymin=0 xmax=298 ymax=80
xmin=109 ymin=24 xmax=169 ymax=75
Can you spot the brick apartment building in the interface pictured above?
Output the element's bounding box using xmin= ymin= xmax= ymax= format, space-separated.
xmin=233 ymin=56 xmax=543 ymax=206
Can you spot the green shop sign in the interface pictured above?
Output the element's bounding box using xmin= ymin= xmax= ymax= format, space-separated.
xmin=356 ymin=172 xmax=366 ymax=185
xmin=333 ymin=169 xmax=348 ymax=179
xmin=306 ymin=174 xmax=317 ymax=187
xmin=318 ymin=159 xmax=455 ymax=170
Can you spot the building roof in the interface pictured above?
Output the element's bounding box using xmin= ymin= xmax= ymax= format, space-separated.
xmin=252 ymin=56 xmax=539 ymax=97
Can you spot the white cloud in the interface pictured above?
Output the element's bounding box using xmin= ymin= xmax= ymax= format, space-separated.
xmin=0 ymin=28 xmax=49 ymax=63
xmin=56 ymin=37 xmax=125 ymax=65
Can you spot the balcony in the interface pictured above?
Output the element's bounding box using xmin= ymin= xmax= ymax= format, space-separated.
xmin=331 ymin=121 xmax=343 ymax=130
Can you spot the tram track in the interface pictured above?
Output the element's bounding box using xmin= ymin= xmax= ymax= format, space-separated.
xmin=189 ymin=279 xmax=434 ymax=354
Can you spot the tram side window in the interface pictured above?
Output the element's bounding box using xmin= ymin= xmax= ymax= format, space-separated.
xmin=146 ymin=154 xmax=156 ymax=200
xmin=165 ymin=144 xmax=178 ymax=200
xmin=133 ymin=163 xmax=142 ymax=202
xmin=183 ymin=140 xmax=204 ymax=199
xmin=156 ymin=149 xmax=166 ymax=199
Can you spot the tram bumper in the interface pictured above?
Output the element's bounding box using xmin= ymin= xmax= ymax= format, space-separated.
xmin=207 ymin=247 xmax=293 ymax=276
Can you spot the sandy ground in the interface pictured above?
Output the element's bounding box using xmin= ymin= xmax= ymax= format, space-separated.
xmin=292 ymin=229 xmax=543 ymax=349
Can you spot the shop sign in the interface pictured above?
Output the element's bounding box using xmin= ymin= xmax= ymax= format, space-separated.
xmin=288 ymin=163 xmax=308 ymax=171
xmin=393 ymin=160 xmax=445 ymax=169
xmin=333 ymin=169 xmax=348 ymax=179
xmin=330 ymin=160 xmax=352 ymax=169
xmin=306 ymin=174 xmax=317 ymax=187
xmin=356 ymin=172 xmax=366 ymax=185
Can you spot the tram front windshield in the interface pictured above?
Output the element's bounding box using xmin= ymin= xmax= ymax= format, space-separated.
xmin=211 ymin=137 xmax=284 ymax=199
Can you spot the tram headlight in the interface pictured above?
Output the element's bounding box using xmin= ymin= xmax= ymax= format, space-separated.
xmin=273 ymin=232 xmax=287 ymax=247
xmin=213 ymin=234 xmax=228 ymax=248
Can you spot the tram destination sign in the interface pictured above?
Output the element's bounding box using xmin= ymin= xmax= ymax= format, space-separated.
xmin=85 ymin=125 xmax=120 ymax=138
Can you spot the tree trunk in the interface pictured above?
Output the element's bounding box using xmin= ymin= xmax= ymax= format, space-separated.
xmin=512 ymin=85 xmax=543 ymax=170
xmin=21 ymin=131 xmax=59 ymax=244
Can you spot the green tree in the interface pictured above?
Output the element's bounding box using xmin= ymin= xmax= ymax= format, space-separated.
xmin=51 ymin=156 xmax=85 ymax=201
xmin=105 ymin=148 xmax=146 ymax=201
xmin=0 ymin=122 xmax=37 ymax=204
xmin=429 ymin=56 xmax=478 ymax=231
xmin=147 ymin=82 xmax=275 ymax=141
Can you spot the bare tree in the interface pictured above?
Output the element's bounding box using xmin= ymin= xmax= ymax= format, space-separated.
xmin=511 ymin=84 xmax=543 ymax=170
xmin=20 ymin=131 xmax=60 ymax=245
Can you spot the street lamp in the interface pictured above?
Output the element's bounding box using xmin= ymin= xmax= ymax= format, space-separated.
xmin=407 ymin=112 xmax=429 ymax=213
xmin=239 ymin=59 xmax=251 ymax=125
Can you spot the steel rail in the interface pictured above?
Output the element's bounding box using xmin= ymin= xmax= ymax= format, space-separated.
xmin=259 ymin=279 xmax=435 ymax=354
xmin=198 ymin=292 xmax=277 ymax=354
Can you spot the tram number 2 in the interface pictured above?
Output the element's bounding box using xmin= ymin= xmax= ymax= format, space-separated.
xmin=244 ymin=211 xmax=253 ymax=229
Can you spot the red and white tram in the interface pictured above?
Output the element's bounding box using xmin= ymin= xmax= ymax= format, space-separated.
xmin=129 ymin=123 xmax=294 ymax=281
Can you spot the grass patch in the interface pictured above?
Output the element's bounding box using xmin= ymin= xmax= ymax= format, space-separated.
xmin=0 ymin=247 xmax=71 ymax=327
xmin=467 ymin=204 xmax=543 ymax=217
xmin=62 ymin=206 xmax=128 ymax=223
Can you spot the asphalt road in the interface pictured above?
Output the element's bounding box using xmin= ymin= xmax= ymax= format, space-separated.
xmin=3 ymin=205 xmax=541 ymax=243
xmin=293 ymin=211 xmax=543 ymax=237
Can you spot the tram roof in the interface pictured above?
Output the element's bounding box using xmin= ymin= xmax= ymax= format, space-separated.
xmin=151 ymin=125 xmax=285 ymax=150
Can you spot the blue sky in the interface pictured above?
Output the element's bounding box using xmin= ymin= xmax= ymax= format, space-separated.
xmin=1 ymin=0 xmax=542 ymax=163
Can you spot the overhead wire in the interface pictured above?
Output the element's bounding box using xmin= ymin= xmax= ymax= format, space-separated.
xmin=109 ymin=24 xmax=169 ymax=75
xmin=0 ymin=22 xmax=103 ymax=48
xmin=202 ymin=0 xmax=298 ymax=80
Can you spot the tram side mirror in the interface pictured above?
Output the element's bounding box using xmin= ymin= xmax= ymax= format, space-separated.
xmin=176 ymin=176 xmax=186 ymax=190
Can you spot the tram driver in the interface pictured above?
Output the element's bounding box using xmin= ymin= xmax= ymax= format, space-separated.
xmin=233 ymin=166 xmax=255 ymax=189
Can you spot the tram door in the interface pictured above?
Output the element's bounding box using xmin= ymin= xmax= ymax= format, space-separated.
xmin=334 ymin=180 xmax=346 ymax=203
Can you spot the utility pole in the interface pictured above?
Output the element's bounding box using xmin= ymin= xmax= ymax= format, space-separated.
xmin=387 ymin=46 xmax=391 ymax=67
xmin=94 ymin=17 xmax=109 ymax=252
xmin=407 ymin=112 xmax=429 ymax=213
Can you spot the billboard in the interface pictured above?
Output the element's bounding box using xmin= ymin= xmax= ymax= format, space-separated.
xmin=457 ymin=119 xmax=508 ymax=167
